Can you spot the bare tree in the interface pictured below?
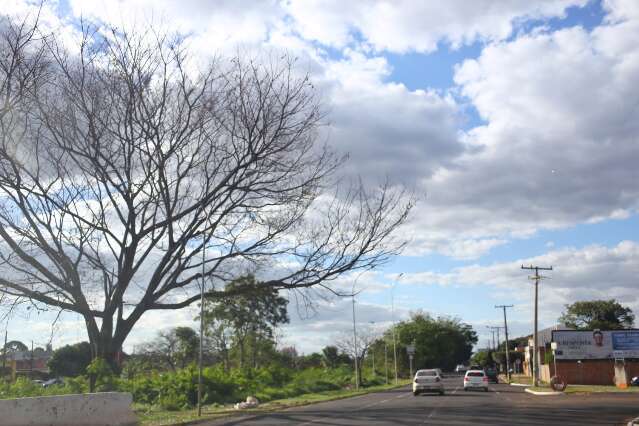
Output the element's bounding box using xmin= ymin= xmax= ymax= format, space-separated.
xmin=0 ymin=15 xmax=413 ymax=366
xmin=336 ymin=326 xmax=378 ymax=386
xmin=141 ymin=327 xmax=199 ymax=371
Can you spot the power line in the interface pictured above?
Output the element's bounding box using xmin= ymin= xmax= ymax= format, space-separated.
xmin=521 ymin=264 xmax=552 ymax=387
xmin=495 ymin=304 xmax=513 ymax=382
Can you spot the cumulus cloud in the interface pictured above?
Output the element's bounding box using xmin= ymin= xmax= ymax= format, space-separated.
xmin=285 ymin=0 xmax=588 ymax=53
xmin=402 ymin=241 xmax=639 ymax=326
xmin=279 ymin=297 xmax=411 ymax=354
xmin=319 ymin=51 xmax=465 ymax=184
xmin=398 ymin=0 xmax=639 ymax=257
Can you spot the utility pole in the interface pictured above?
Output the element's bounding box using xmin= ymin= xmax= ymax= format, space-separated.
xmin=371 ymin=348 xmax=375 ymax=376
xmin=197 ymin=239 xmax=206 ymax=417
xmin=391 ymin=273 xmax=403 ymax=384
xmin=522 ymin=264 xmax=552 ymax=387
xmin=2 ymin=329 xmax=6 ymax=374
xmin=351 ymin=292 xmax=359 ymax=390
xmin=489 ymin=326 xmax=504 ymax=350
xmin=369 ymin=321 xmax=376 ymax=376
xmin=495 ymin=305 xmax=513 ymax=381
xmin=384 ymin=341 xmax=388 ymax=384
xmin=486 ymin=327 xmax=497 ymax=350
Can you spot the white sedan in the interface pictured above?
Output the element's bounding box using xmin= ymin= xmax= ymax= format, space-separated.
xmin=463 ymin=369 xmax=489 ymax=392
xmin=413 ymin=369 xmax=445 ymax=396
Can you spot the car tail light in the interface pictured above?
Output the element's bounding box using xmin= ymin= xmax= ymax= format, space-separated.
xmin=464 ymin=377 xmax=469 ymax=381
xmin=482 ymin=377 xmax=489 ymax=382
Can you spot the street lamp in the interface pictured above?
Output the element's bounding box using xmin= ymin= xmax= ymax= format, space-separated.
xmin=197 ymin=240 xmax=206 ymax=417
xmin=351 ymin=285 xmax=359 ymax=390
xmin=391 ymin=273 xmax=403 ymax=384
xmin=369 ymin=321 xmax=376 ymax=376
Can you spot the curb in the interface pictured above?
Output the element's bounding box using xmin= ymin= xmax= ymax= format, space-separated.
xmin=525 ymin=388 xmax=563 ymax=396
xmin=628 ymin=417 xmax=639 ymax=426
xmin=510 ymin=383 xmax=530 ymax=387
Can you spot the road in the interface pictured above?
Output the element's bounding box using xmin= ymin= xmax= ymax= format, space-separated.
xmin=202 ymin=376 xmax=639 ymax=425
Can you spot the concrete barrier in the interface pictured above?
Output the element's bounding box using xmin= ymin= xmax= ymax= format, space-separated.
xmin=0 ymin=392 xmax=138 ymax=426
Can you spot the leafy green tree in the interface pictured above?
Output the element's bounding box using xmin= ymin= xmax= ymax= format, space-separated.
xmin=321 ymin=346 xmax=350 ymax=369
xmin=48 ymin=342 xmax=92 ymax=377
xmin=393 ymin=312 xmax=477 ymax=373
xmin=298 ymin=352 xmax=323 ymax=369
xmin=471 ymin=349 xmax=492 ymax=367
xmin=559 ymin=299 xmax=635 ymax=330
xmin=145 ymin=327 xmax=199 ymax=371
xmin=202 ymin=275 xmax=289 ymax=370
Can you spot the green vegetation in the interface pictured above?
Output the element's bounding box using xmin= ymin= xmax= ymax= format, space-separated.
xmin=48 ymin=342 xmax=92 ymax=377
xmin=559 ymin=299 xmax=635 ymax=330
xmin=137 ymin=380 xmax=411 ymax=426
xmin=528 ymin=384 xmax=639 ymax=394
xmin=0 ymin=278 xmax=479 ymax=423
xmin=392 ymin=312 xmax=477 ymax=372
xmin=0 ymin=365 xmax=388 ymax=410
xmin=563 ymin=385 xmax=639 ymax=394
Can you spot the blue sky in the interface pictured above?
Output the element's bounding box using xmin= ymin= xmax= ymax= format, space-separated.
xmin=4 ymin=0 xmax=639 ymax=354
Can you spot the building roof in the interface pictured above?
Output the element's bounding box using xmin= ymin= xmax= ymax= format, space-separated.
xmin=5 ymin=349 xmax=52 ymax=361
xmin=529 ymin=324 xmax=574 ymax=347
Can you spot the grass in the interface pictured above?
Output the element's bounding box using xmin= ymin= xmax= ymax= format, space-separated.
xmin=563 ymin=385 xmax=639 ymax=394
xmin=528 ymin=386 xmax=561 ymax=393
xmin=527 ymin=384 xmax=639 ymax=394
xmin=137 ymin=380 xmax=412 ymax=426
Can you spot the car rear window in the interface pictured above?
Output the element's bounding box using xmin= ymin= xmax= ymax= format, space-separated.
xmin=417 ymin=370 xmax=437 ymax=376
xmin=467 ymin=372 xmax=484 ymax=377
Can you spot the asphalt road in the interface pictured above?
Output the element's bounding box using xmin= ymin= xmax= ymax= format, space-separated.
xmin=203 ymin=376 xmax=639 ymax=425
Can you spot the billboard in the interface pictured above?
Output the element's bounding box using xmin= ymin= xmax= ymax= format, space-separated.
xmin=552 ymin=330 xmax=639 ymax=360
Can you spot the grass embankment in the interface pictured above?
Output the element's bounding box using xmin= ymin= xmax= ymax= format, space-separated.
xmin=562 ymin=385 xmax=639 ymax=394
xmin=528 ymin=384 xmax=639 ymax=394
xmin=137 ymin=380 xmax=411 ymax=426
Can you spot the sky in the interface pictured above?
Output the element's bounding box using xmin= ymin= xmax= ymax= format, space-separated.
xmin=4 ymin=0 xmax=638 ymax=355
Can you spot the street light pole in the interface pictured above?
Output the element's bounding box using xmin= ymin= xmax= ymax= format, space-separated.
xmin=352 ymin=292 xmax=359 ymax=390
xmin=197 ymin=242 xmax=205 ymax=417
xmin=384 ymin=341 xmax=388 ymax=385
xmin=391 ymin=273 xmax=403 ymax=384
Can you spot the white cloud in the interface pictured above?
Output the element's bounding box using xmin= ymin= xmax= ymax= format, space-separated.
xmin=279 ymin=297 xmax=410 ymax=354
xmin=396 ymin=0 xmax=639 ymax=257
xmin=402 ymin=241 xmax=639 ymax=327
xmin=67 ymin=0 xmax=283 ymax=51
xmin=285 ymin=0 xmax=587 ymax=53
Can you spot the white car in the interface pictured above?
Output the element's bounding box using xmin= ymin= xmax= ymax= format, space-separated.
xmin=413 ymin=369 xmax=445 ymax=396
xmin=455 ymin=364 xmax=467 ymax=373
xmin=463 ymin=369 xmax=489 ymax=392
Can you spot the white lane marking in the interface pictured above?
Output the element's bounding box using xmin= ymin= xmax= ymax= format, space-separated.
xmin=421 ymin=385 xmax=458 ymax=424
xmin=297 ymin=388 xmax=410 ymax=424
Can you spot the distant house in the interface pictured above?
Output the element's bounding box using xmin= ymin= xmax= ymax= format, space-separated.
xmin=524 ymin=324 xmax=573 ymax=376
xmin=5 ymin=345 xmax=53 ymax=379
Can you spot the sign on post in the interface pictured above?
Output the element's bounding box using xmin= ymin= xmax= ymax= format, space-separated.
xmin=406 ymin=344 xmax=416 ymax=355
